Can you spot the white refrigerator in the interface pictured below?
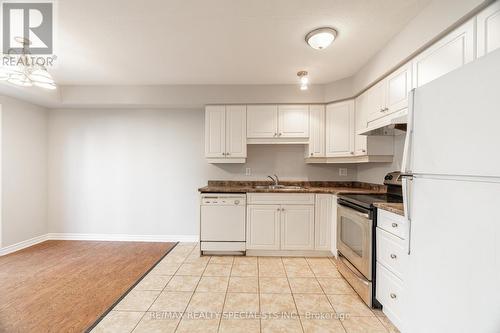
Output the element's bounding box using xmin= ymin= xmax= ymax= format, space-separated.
xmin=402 ymin=49 xmax=500 ymax=333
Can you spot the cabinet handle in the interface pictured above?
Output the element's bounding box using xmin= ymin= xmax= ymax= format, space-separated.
xmin=222 ymin=152 xmax=226 ymax=156
xmin=310 ymin=153 xmax=314 ymax=156
xmin=390 ymin=293 xmax=397 ymax=299
xmin=274 ymin=133 xmax=277 ymax=137
xmin=226 ymin=152 xmax=230 ymax=156
xmin=392 ymin=223 xmax=398 ymax=228
xmin=281 ymin=208 xmax=285 ymax=212
xmin=277 ymin=208 xmax=280 ymax=211
xmin=278 ymin=133 xmax=282 ymax=136
xmin=390 ymin=254 xmax=397 ymax=259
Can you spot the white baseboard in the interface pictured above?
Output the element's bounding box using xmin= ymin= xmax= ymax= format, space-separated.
xmin=47 ymin=233 xmax=199 ymax=243
xmin=0 ymin=233 xmax=199 ymax=256
xmin=0 ymin=234 xmax=50 ymax=256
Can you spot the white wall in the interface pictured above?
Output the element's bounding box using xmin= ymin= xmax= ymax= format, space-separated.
xmin=0 ymin=96 xmax=48 ymax=247
xmin=48 ymin=109 xmax=355 ymax=238
xmin=357 ymin=133 xmax=405 ymax=184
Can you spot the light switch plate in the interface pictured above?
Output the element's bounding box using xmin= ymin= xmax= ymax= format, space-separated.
xmin=339 ymin=168 xmax=348 ymax=176
xmin=245 ymin=168 xmax=251 ymax=176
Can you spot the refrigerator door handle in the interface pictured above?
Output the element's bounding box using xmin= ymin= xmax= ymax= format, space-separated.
xmin=401 ymin=89 xmax=416 ymax=174
xmin=401 ymin=175 xmax=413 ymax=254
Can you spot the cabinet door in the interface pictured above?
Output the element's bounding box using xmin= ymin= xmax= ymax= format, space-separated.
xmin=280 ymin=205 xmax=315 ymax=250
xmin=278 ymin=105 xmax=309 ymax=138
xmin=477 ymin=1 xmax=500 ymax=58
xmin=246 ymin=205 xmax=281 ymax=250
xmin=413 ymin=19 xmax=475 ymax=88
xmin=354 ymin=93 xmax=368 ymax=155
xmin=225 ymin=105 xmax=247 ymax=158
xmin=386 ymin=62 xmax=412 ymax=115
xmin=247 ymin=105 xmax=278 ymax=138
xmin=281 ymin=205 xmax=314 ymax=250
xmin=325 ymin=100 xmax=355 ymax=157
xmin=205 ymin=105 xmax=226 ymax=158
xmin=366 ymin=80 xmax=387 ymax=122
xmin=314 ymin=194 xmax=333 ymax=251
xmin=307 ymin=105 xmax=325 ymax=157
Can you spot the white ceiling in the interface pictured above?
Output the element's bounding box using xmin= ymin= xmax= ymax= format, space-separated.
xmin=51 ymin=0 xmax=431 ymax=85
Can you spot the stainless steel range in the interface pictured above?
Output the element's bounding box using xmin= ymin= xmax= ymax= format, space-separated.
xmin=336 ymin=171 xmax=402 ymax=307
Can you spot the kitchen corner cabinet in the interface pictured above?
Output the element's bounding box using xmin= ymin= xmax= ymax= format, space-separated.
xmin=477 ymin=1 xmax=500 ymax=58
xmin=326 ymin=100 xmax=355 ymax=157
xmin=247 ymin=104 xmax=309 ymax=143
xmin=205 ymin=105 xmax=246 ymax=163
xmin=306 ymin=105 xmax=325 ymax=158
xmin=413 ymin=19 xmax=475 ymax=88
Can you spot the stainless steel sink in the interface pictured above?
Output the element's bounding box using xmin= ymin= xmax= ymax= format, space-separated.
xmin=253 ymin=185 xmax=304 ymax=190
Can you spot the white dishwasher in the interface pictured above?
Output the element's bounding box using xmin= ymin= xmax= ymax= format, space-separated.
xmin=200 ymin=193 xmax=246 ymax=253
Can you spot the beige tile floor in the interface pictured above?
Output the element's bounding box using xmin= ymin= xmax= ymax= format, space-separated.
xmin=92 ymin=243 xmax=400 ymax=333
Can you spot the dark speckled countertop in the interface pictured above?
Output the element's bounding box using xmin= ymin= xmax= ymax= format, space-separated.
xmin=374 ymin=202 xmax=405 ymax=216
xmin=198 ymin=180 xmax=387 ymax=195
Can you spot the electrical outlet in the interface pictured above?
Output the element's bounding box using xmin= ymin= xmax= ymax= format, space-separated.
xmin=245 ymin=168 xmax=251 ymax=176
xmin=339 ymin=168 xmax=348 ymax=176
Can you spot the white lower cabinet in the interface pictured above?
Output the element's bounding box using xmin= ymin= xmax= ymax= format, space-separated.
xmin=314 ymin=194 xmax=334 ymax=251
xmin=376 ymin=210 xmax=408 ymax=332
xmin=246 ymin=205 xmax=281 ymax=250
xmin=280 ymin=205 xmax=314 ymax=250
xmin=246 ymin=193 xmax=332 ymax=253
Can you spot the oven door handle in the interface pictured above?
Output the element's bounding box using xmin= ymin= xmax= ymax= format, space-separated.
xmin=352 ymin=211 xmax=370 ymax=219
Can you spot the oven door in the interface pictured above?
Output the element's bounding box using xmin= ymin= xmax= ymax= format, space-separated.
xmin=337 ymin=204 xmax=373 ymax=280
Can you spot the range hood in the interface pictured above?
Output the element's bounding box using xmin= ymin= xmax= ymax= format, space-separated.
xmin=358 ymin=111 xmax=407 ymax=136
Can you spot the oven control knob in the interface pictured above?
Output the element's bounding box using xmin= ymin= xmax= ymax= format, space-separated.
xmin=234 ymin=200 xmax=240 ymax=205
xmin=385 ymin=175 xmax=393 ymax=181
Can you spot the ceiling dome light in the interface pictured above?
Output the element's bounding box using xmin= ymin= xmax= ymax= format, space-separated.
xmin=305 ymin=27 xmax=337 ymax=50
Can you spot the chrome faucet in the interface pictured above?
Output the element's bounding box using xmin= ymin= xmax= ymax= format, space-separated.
xmin=267 ymin=174 xmax=280 ymax=186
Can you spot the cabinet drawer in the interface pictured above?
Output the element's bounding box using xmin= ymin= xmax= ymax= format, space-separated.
xmin=376 ymin=228 xmax=407 ymax=280
xmin=247 ymin=193 xmax=315 ymax=205
xmin=376 ymin=263 xmax=404 ymax=330
xmin=377 ymin=209 xmax=408 ymax=239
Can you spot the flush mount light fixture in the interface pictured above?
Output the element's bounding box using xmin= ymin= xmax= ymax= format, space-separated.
xmin=305 ymin=27 xmax=337 ymax=50
xmin=297 ymin=70 xmax=309 ymax=90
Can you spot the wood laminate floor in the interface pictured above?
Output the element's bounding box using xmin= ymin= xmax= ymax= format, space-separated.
xmin=0 ymin=240 xmax=176 ymax=333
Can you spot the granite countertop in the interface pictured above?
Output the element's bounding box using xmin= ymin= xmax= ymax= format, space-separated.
xmin=374 ymin=202 xmax=405 ymax=216
xmin=198 ymin=180 xmax=387 ymax=195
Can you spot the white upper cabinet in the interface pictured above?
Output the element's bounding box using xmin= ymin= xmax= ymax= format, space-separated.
xmin=413 ymin=19 xmax=475 ymax=88
xmin=225 ymin=105 xmax=247 ymax=158
xmin=247 ymin=105 xmax=278 ymax=138
xmin=386 ymin=63 xmax=412 ymax=115
xmin=477 ymin=1 xmax=500 ymax=58
xmin=247 ymin=105 xmax=309 ymax=141
xmin=326 ymin=100 xmax=355 ymax=157
xmin=205 ymin=105 xmax=226 ymax=158
xmin=278 ymin=105 xmax=309 ymax=138
xmin=307 ymin=105 xmax=325 ymax=158
xmin=365 ymin=80 xmax=387 ymax=123
xmin=367 ymin=63 xmax=411 ymax=123
xmin=205 ymin=105 xmax=246 ymax=163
